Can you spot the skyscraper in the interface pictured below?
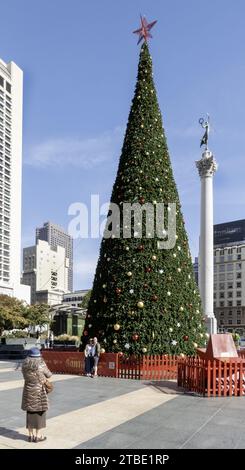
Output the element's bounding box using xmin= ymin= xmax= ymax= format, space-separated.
xmin=36 ymin=221 xmax=73 ymax=291
xmin=0 ymin=58 xmax=30 ymax=302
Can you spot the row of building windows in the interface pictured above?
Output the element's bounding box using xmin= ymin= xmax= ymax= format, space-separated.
xmin=0 ymin=76 xmax=11 ymax=94
xmin=214 ymin=301 xmax=242 ymax=307
xmin=215 ymin=247 xmax=243 ymax=256
xmin=214 ymin=291 xmax=242 ymax=299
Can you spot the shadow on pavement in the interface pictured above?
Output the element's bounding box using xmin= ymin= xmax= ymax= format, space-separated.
xmin=0 ymin=427 xmax=27 ymax=442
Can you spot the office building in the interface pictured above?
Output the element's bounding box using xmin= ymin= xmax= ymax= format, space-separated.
xmin=0 ymin=58 xmax=30 ymax=302
xmin=214 ymin=219 xmax=245 ymax=333
xmin=36 ymin=221 xmax=73 ymax=291
xmin=22 ymin=239 xmax=69 ymax=305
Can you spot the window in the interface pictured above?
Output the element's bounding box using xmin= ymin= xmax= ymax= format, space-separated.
xmin=228 ymin=292 xmax=233 ymax=298
xmin=220 ymin=301 xmax=224 ymax=307
xmin=227 ymin=264 xmax=233 ymax=271
xmin=219 ymin=283 xmax=225 ymax=290
xmin=220 ymin=256 xmax=224 ymax=263
xmin=214 ymin=283 xmax=217 ymax=290
xmin=214 ymin=266 xmax=217 ymax=273
xmin=236 ymin=263 xmax=242 ymax=270
xmin=237 ymin=255 xmax=241 ymax=260
xmin=220 ymin=249 xmax=224 ymax=255
xmin=6 ymin=82 xmax=11 ymax=94
xmin=237 ymin=310 xmax=241 ymax=316
xmin=228 ymin=255 xmax=233 ymax=261
xmin=228 ymin=310 xmax=233 ymax=316
xmin=237 ymin=273 xmax=241 ymax=279
xmin=237 ymin=282 xmax=242 ymax=288
xmin=237 ymin=291 xmax=242 ymax=297
xmin=237 ymin=247 xmax=242 ymax=253
xmin=220 ymin=292 xmax=224 ymax=298
xmin=220 ymin=274 xmax=226 ymax=281
xmin=220 ymin=311 xmax=224 ymax=316
xmin=0 ymin=76 xmax=3 ymax=88
xmin=237 ymin=320 xmax=241 ymax=324
xmin=214 ymin=293 xmax=216 ymax=299
xmin=228 ymin=282 xmax=233 ymax=289
xmin=237 ymin=300 xmax=242 ymax=306
xmin=219 ymin=265 xmax=225 ymax=272
xmin=228 ymin=301 xmax=233 ymax=307
xmin=228 ymin=319 xmax=232 ymax=325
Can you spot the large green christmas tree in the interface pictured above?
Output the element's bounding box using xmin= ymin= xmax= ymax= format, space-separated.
xmin=83 ymin=43 xmax=206 ymax=355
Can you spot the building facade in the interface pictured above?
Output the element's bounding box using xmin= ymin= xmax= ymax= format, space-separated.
xmin=214 ymin=220 xmax=245 ymax=334
xmin=0 ymin=58 xmax=30 ymax=302
xmin=62 ymin=289 xmax=89 ymax=308
xmin=22 ymin=239 xmax=69 ymax=305
xmin=36 ymin=221 xmax=73 ymax=292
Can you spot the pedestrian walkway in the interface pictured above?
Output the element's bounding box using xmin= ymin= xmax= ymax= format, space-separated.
xmin=0 ymin=360 xmax=245 ymax=449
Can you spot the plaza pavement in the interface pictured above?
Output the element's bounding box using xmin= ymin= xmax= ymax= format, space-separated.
xmin=0 ymin=360 xmax=245 ymax=449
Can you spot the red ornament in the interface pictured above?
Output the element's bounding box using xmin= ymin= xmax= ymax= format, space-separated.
xmin=151 ymin=295 xmax=158 ymax=301
xmin=183 ymin=335 xmax=189 ymax=341
xmin=137 ymin=245 xmax=144 ymax=251
xmin=87 ymin=314 xmax=91 ymax=318
xmin=145 ymin=267 xmax=152 ymax=273
xmin=132 ymin=334 xmax=139 ymax=341
xmin=83 ymin=330 xmax=88 ymax=336
xmin=118 ymin=351 xmax=124 ymax=356
xmin=139 ymin=197 xmax=145 ymax=205
xmin=143 ymin=283 xmax=148 ymax=289
xmin=116 ymin=287 xmax=122 ymax=295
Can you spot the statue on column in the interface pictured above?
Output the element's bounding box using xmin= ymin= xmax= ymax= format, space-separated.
xmin=199 ymin=114 xmax=210 ymax=150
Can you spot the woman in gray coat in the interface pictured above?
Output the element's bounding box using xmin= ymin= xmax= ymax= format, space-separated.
xmin=21 ymin=347 xmax=52 ymax=442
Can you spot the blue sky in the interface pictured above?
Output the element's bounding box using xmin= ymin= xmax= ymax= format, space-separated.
xmin=1 ymin=0 xmax=245 ymax=290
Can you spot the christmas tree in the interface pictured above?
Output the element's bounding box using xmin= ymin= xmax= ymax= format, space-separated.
xmin=83 ymin=38 xmax=206 ymax=355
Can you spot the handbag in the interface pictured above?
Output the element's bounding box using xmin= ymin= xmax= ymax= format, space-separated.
xmin=44 ymin=379 xmax=54 ymax=394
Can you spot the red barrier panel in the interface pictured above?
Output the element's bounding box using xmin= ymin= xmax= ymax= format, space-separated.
xmin=41 ymin=351 xmax=118 ymax=377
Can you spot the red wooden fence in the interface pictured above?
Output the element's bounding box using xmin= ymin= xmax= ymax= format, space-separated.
xmin=42 ymin=351 xmax=118 ymax=377
xmin=178 ymin=357 xmax=245 ymax=397
xmin=117 ymin=354 xmax=178 ymax=380
xmin=41 ymin=351 xmax=178 ymax=380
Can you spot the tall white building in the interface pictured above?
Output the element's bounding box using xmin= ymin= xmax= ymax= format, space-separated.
xmin=22 ymin=239 xmax=69 ymax=305
xmin=0 ymin=58 xmax=30 ymax=302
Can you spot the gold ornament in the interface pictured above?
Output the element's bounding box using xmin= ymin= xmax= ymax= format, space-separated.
xmin=180 ymin=353 xmax=185 ymax=358
xmin=113 ymin=339 xmax=117 ymax=344
xmin=142 ymin=347 xmax=147 ymax=353
xmin=114 ymin=324 xmax=120 ymax=331
xmin=152 ymin=255 xmax=157 ymax=261
xmin=101 ymin=348 xmax=105 ymax=354
xmin=127 ymin=271 xmax=132 ymax=277
xmin=193 ymin=342 xmax=198 ymax=348
xmin=180 ymin=306 xmax=184 ymax=311
xmin=137 ymin=301 xmax=144 ymax=309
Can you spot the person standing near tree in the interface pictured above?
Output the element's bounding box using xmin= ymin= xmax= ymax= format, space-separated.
xmin=84 ymin=338 xmax=93 ymax=376
xmin=91 ymin=337 xmax=101 ymax=377
xmin=49 ymin=331 xmax=54 ymax=349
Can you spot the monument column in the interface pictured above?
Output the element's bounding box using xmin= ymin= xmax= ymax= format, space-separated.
xmin=196 ymin=118 xmax=218 ymax=334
